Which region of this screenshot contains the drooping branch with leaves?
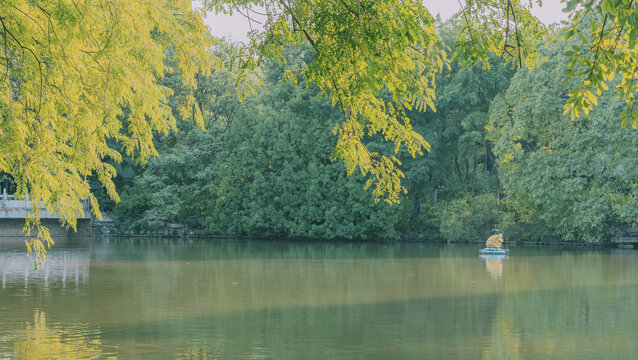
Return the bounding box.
[0,0,216,264]
[454,0,549,70]
[207,0,449,204]
[561,0,638,128]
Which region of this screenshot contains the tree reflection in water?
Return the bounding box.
[480,315,521,360]
[12,309,112,359]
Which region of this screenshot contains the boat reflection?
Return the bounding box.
[480,254,507,278]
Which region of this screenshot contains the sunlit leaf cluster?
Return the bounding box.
[455,0,550,70]
[0,0,215,259]
[562,0,638,127]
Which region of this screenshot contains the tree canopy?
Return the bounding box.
[5,0,638,258]
[0,0,215,260]
[202,0,638,204]
[112,45,401,240]
[205,0,449,204]
[488,38,638,242]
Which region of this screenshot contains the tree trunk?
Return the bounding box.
[410,191,421,219]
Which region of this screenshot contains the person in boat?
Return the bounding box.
[486,233,503,248]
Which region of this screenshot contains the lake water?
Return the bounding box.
[1,238,638,359]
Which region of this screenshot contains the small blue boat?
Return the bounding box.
[479,247,509,255]
[480,254,507,261]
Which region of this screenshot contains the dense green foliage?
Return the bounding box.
[5,0,638,246]
[436,194,501,242]
[488,39,638,243]
[206,0,448,204]
[7,0,638,263]
[562,0,638,128]
[103,27,521,242]
[106,22,638,244]
[394,22,514,236]
[206,78,399,239]
[111,48,399,240]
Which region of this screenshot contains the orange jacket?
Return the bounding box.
[486,234,503,248]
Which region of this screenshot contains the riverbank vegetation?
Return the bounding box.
[95,17,638,244]
[3,0,638,252]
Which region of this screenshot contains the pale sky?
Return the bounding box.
[202,1,569,43]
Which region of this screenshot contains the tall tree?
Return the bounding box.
[207,55,400,239]
[117,46,400,239]
[488,38,638,242]
[396,19,514,235]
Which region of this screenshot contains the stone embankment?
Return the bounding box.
[0,189,92,237]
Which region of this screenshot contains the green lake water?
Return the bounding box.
[1,238,638,359]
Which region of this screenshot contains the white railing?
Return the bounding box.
[0,189,91,219]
